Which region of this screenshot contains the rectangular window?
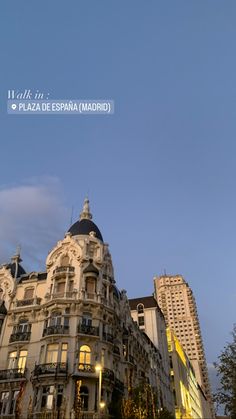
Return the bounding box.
[82,313,92,326]
[24,288,34,299]
[8,351,17,369]
[46,344,59,363]
[138,316,145,326]
[86,278,96,294]
[57,385,64,408]
[9,390,19,414]
[55,282,65,294]
[69,281,74,292]
[18,350,28,372]
[41,386,54,410]
[39,346,45,364]
[0,392,9,415]
[61,343,68,363]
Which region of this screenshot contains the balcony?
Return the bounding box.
[0,368,26,381]
[102,368,114,382]
[78,323,99,337]
[78,363,95,373]
[16,297,41,307]
[103,332,114,343]
[51,291,75,299]
[52,266,75,279]
[42,325,69,337]
[9,331,31,343]
[33,362,67,377]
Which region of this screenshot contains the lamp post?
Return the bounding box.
[95,364,102,416]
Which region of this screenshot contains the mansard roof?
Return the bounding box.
[129,295,158,310]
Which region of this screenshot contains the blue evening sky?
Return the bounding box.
[1,1,236,368]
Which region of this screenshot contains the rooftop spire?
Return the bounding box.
[80,197,92,221]
[11,245,22,279]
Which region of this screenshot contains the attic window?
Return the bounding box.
[137,304,144,314]
[24,288,34,299]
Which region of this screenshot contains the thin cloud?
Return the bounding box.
[0,178,70,271]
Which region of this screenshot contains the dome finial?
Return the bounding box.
[80,197,92,221]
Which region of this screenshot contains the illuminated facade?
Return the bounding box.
[167,328,202,419]
[0,199,168,419]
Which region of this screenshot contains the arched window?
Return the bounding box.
[137,304,144,314]
[79,345,91,365]
[80,386,89,411]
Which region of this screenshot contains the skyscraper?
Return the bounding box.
[154,274,214,416]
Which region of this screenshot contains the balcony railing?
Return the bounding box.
[42,325,69,337]
[33,362,67,377]
[0,368,26,381]
[52,266,75,278]
[9,331,31,343]
[102,368,115,382]
[16,297,41,307]
[78,363,95,373]
[78,323,99,336]
[51,291,75,299]
[103,332,114,343]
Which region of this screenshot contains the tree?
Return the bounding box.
[121,383,175,419]
[214,324,236,419]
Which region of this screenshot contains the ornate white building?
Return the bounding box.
[0,200,173,419]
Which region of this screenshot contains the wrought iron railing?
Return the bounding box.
[33,362,67,376]
[42,325,69,337]
[78,363,95,373]
[0,368,26,381]
[78,323,99,336]
[52,266,75,281]
[16,297,41,307]
[9,331,31,343]
[102,368,115,382]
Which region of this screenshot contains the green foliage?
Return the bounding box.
[214,324,236,419]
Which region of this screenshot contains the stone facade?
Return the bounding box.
[0,200,171,419]
[129,296,174,414]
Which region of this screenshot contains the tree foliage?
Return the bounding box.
[214,324,236,419]
[121,384,175,419]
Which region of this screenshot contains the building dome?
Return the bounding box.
[68,199,103,242]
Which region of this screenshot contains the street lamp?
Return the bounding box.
[95,364,102,416]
